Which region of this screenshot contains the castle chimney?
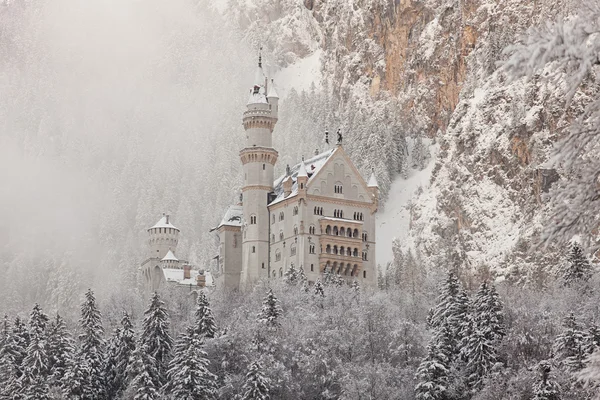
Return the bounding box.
[183,264,191,279]
[166,214,170,224]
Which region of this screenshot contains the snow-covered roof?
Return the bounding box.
[269,149,335,205]
[367,172,379,188]
[213,205,243,230]
[150,214,179,231]
[267,81,279,98]
[297,161,308,178]
[161,249,178,262]
[163,268,213,287]
[247,90,268,105]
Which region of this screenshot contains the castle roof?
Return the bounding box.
[297,160,308,178]
[270,148,335,205]
[150,214,179,231]
[212,204,243,231]
[162,249,178,262]
[267,80,279,98]
[367,172,379,188]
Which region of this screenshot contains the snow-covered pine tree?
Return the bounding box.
[194,291,217,338]
[411,135,429,171]
[140,292,173,387]
[391,239,404,286]
[164,330,217,400]
[562,243,593,285]
[554,313,586,371]
[472,282,505,344]
[313,280,325,297]
[12,316,29,376]
[298,267,308,292]
[240,361,270,400]
[351,280,360,293]
[126,344,160,400]
[47,314,74,387]
[0,317,21,400]
[283,264,298,285]
[63,351,91,400]
[18,304,51,399]
[105,312,136,399]
[257,289,282,329]
[463,328,498,390]
[584,323,600,354]
[533,360,561,400]
[78,289,106,398]
[414,342,450,400]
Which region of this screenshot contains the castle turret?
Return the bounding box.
[147,213,180,260]
[239,53,279,286]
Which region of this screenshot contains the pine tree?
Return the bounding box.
[240,361,270,400]
[141,292,173,387]
[63,352,91,400]
[47,314,74,387]
[533,361,561,400]
[19,304,51,399]
[0,317,20,400]
[313,280,325,297]
[194,291,217,338]
[105,312,136,399]
[78,289,106,398]
[554,313,586,371]
[472,282,505,343]
[257,289,282,329]
[391,240,404,286]
[562,242,593,285]
[164,330,218,400]
[284,264,298,285]
[463,328,498,390]
[584,322,600,354]
[414,342,449,400]
[298,267,308,292]
[12,316,29,376]
[126,345,160,400]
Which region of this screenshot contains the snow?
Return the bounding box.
[214,205,243,230]
[150,214,179,231]
[297,161,308,178]
[376,140,438,266]
[273,50,322,98]
[267,80,279,99]
[161,249,178,262]
[367,172,378,188]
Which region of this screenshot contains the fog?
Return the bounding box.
[0,0,254,314]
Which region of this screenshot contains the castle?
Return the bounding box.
[212,56,379,290]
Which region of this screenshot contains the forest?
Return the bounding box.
[0,243,599,399]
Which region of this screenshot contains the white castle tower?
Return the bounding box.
[239,54,279,286]
[142,213,180,291]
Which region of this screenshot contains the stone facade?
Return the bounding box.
[213,58,378,290]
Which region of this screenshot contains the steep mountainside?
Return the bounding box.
[225,0,595,281]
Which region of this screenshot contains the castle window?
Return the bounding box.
[353,248,358,257]
[263,164,265,170]
[293,206,298,216]
[293,225,298,235]
[279,212,284,221]
[326,244,331,254]
[311,264,314,272]
[250,215,257,224]
[272,215,275,224]
[334,183,343,194]
[333,226,339,236]
[362,233,368,242]
[300,183,304,189]
[291,244,296,256]
[309,245,315,254]
[280,268,283,278]
[363,270,367,279]
[272,234,275,243]
[279,231,284,241]
[314,207,323,216]
[309,225,315,235]
[353,229,359,238]
[252,246,256,253]
[262,263,265,269]
[275,250,281,261]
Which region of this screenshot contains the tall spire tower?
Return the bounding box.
[239,53,279,286]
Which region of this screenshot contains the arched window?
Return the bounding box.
[290,244,297,256]
[363,270,367,278]
[326,225,331,235]
[353,229,359,238]
[293,225,298,235]
[250,215,257,224]
[309,225,315,235]
[279,231,284,241]
[333,226,339,236]
[340,227,346,237]
[272,215,275,224]
[309,245,315,254]
[293,206,298,216]
[279,212,284,221]
[311,264,314,272]
[353,248,358,257]
[275,250,281,262]
[326,244,331,254]
[333,245,338,255]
